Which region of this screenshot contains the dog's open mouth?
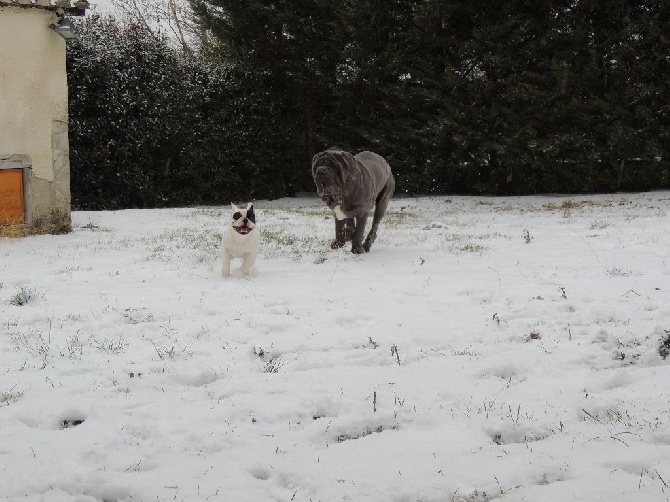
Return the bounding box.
[234,226,252,235]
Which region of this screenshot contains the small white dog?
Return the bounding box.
[221,203,259,277]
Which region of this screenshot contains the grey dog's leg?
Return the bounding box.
[331,217,355,249]
[331,218,347,249]
[344,218,355,241]
[364,177,395,252]
[351,214,368,254]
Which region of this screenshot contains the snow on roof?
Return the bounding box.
[0,0,89,16]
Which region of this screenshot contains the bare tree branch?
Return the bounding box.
[110,0,198,54]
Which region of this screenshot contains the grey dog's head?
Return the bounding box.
[312,149,354,208]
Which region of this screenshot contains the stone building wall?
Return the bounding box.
[0,5,71,228]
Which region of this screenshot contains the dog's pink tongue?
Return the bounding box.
[235,226,250,234]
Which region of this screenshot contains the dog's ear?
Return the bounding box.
[231,203,243,221]
[312,152,327,176]
[332,150,356,184]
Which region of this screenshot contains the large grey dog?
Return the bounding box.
[312,148,395,254]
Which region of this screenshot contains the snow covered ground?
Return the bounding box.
[1,192,670,502]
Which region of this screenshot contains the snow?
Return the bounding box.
[88,0,115,15]
[1,192,670,501]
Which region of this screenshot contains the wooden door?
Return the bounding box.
[0,169,25,225]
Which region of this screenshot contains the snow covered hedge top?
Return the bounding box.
[0,0,88,16]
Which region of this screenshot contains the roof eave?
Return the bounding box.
[0,1,89,17]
